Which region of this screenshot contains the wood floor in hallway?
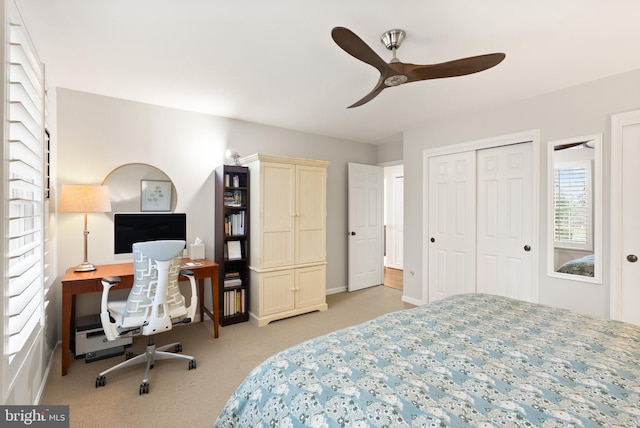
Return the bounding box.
[384,266,403,290]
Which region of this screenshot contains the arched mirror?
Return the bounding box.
[547,134,602,283]
[102,163,178,213]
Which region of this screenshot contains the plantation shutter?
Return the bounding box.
[553,163,591,249]
[4,0,45,377]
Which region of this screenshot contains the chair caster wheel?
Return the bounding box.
[96,375,106,388]
[139,382,149,395]
[174,344,183,353]
[189,359,196,370]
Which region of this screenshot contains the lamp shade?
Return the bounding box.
[59,184,112,213]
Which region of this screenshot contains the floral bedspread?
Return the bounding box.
[556,254,595,277]
[214,293,640,427]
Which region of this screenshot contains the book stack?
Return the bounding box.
[224,271,242,288]
[223,289,245,317]
[223,190,243,207]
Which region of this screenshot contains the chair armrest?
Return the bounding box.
[100,276,121,341]
[102,276,121,286]
[179,270,198,321]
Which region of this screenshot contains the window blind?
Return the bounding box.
[553,164,591,249]
[5,1,44,377]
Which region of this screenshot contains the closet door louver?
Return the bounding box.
[4,0,45,385]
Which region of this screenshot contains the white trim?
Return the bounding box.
[422,129,540,303]
[401,295,424,307]
[325,286,347,295]
[610,110,640,320]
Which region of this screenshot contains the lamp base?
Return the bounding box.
[74,261,97,272]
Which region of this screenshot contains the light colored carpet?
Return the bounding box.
[41,285,413,428]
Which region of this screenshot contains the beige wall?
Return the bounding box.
[403,68,640,318]
[55,88,378,318]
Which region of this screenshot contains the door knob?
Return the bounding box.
[524,245,531,252]
[430,237,435,243]
[627,254,638,263]
[350,231,356,236]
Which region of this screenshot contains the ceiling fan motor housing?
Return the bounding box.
[381,29,406,50]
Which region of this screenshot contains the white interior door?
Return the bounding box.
[611,111,640,326]
[384,165,404,269]
[348,162,384,291]
[428,151,476,301]
[476,143,536,302]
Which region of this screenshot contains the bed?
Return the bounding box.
[555,254,595,277]
[214,293,640,427]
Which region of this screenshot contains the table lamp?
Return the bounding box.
[59,184,111,271]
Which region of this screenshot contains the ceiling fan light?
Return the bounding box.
[384,74,408,86]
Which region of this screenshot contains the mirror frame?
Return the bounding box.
[547,134,602,284]
[101,163,178,213]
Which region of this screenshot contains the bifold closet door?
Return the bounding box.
[476,143,536,302]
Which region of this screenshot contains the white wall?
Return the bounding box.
[55,88,378,320]
[403,68,640,318]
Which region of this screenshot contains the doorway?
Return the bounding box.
[611,110,640,326]
[384,164,404,290]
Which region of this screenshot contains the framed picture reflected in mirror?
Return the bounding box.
[141,180,172,212]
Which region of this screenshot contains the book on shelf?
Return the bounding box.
[224,211,245,236]
[223,289,245,316]
[224,277,242,288]
[223,190,243,207]
[226,240,242,260]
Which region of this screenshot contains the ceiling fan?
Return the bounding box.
[331,26,506,108]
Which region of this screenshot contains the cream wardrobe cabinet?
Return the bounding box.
[241,154,329,326]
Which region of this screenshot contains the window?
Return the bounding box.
[553,160,592,250]
[3,0,45,394]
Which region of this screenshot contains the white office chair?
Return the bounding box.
[95,240,197,395]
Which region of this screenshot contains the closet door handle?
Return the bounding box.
[350,231,356,236]
[627,254,638,263]
[524,245,531,252]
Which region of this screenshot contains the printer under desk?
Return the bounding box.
[75,314,132,362]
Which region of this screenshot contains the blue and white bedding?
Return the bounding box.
[215,293,640,427]
[556,254,595,277]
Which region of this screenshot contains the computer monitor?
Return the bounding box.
[113,213,187,254]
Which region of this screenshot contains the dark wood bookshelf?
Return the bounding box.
[214,165,250,326]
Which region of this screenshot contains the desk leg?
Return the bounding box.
[198,279,204,323]
[198,278,219,338]
[212,275,219,338]
[61,287,73,376]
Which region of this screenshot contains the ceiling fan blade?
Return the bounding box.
[554,140,591,151]
[347,79,387,108]
[331,27,390,73]
[405,53,506,82]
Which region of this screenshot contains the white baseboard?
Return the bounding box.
[402,295,424,307]
[326,286,347,295]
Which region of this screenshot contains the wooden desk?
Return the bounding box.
[60,258,219,376]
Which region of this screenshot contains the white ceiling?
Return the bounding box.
[17,0,640,145]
